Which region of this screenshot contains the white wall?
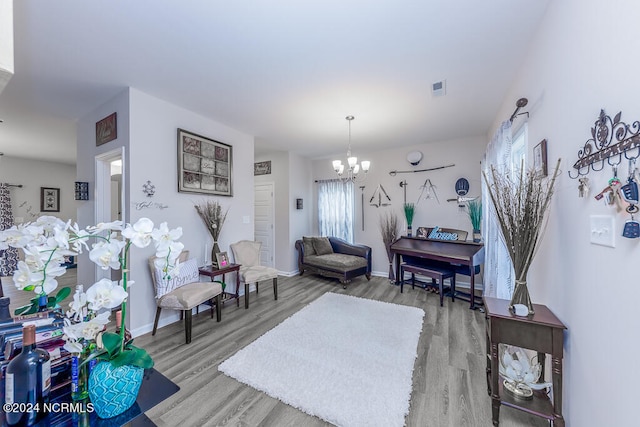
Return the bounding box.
[312,136,486,277]
[0,156,79,223]
[127,88,255,335]
[0,0,13,93]
[76,89,130,288]
[491,0,638,425]
[77,88,255,336]
[255,151,289,272]
[288,152,313,272]
[254,151,313,274]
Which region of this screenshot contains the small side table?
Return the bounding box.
[484,297,566,427]
[199,263,241,307]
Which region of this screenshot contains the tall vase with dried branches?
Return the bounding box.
[379,211,399,282]
[483,158,561,315]
[195,200,228,267]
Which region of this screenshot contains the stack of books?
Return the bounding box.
[0,310,73,404]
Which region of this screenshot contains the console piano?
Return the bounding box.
[390,236,485,309]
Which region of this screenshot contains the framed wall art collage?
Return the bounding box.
[177,128,233,196]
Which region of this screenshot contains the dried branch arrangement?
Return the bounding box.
[194,200,228,242]
[483,158,561,313]
[379,211,400,248]
[379,210,400,281]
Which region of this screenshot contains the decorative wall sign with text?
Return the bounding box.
[178,128,233,196]
[96,113,117,146]
[254,160,271,176]
[132,201,169,210]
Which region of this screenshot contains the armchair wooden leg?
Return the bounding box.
[273,277,278,300]
[215,294,222,322]
[245,282,250,309]
[185,309,192,344]
[256,282,259,294]
[152,307,162,336]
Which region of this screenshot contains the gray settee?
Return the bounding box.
[295,236,372,288]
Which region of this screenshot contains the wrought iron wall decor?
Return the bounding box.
[569,109,640,179]
[142,180,156,197]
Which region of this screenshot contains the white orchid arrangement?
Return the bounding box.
[0,216,184,368]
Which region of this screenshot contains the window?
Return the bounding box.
[317,180,354,243]
[510,123,527,175]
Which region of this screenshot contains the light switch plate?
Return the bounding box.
[242,215,250,224]
[590,215,615,247]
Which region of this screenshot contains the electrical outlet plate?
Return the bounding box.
[590,215,615,247]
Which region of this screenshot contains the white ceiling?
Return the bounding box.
[0,0,550,166]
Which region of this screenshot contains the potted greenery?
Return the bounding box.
[403,203,415,237]
[466,199,482,242]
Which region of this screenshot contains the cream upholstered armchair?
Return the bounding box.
[230,240,278,309]
[148,250,222,344]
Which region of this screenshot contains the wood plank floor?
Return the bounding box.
[2,272,548,426]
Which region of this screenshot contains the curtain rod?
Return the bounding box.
[509,97,529,122]
[314,179,345,183]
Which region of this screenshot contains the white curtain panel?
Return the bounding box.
[317,179,354,243]
[482,121,515,299]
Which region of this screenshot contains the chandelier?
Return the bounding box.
[332,115,370,182]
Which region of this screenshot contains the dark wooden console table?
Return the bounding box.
[47,367,179,426]
[484,297,566,426]
[199,263,241,307]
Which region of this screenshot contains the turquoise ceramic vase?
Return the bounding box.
[88,362,144,419]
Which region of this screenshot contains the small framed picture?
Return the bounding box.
[215,251,229,268]
[533,139,548,177]
[41,187,60,212]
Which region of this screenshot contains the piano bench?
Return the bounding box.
[400,263,456,307]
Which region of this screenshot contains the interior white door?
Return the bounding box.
[254,183,275,268]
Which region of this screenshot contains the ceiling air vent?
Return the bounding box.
[431,80,446,97]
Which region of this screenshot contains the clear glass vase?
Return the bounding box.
[211,241,221,268]
[509,279,535,315]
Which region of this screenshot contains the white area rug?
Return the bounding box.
[219,292,425,427]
